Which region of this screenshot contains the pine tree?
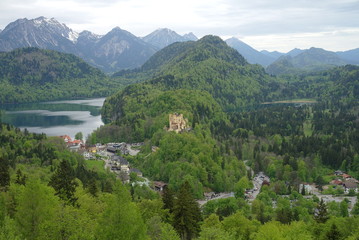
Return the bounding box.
[325,223,342,240]
[15,169,27,185]
[162,186,174,213]
[0,157,10,191]
[173,181,202,240]
[314,198,329,223]
[88,179,98,197]
[49,160,78,206]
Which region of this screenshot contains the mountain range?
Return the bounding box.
[142,28,197,49]
[226,37,358,73]
[0,17,358,74]
[0,17,196,73]
[266,47,348,75]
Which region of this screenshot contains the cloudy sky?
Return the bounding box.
[0,0,358,52]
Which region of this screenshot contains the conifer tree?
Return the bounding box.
[49,160,78,206]
[173,181,202,240]
[88,179,98,197]
[325,223,342,240]
[314,198,329,223]
[162,186,174,213]
[0,157,10,191]
[15,169,27,185]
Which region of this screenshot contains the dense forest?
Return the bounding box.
[2,115,359,239]
[96,36,359,196]
[1,35,359,239]
[110,36,274,111]
[0,48,125,103]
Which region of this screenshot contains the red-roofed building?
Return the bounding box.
[59,135,72,143]
[342,174,351,179]
[330,179,343,185]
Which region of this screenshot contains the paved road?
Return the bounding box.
[198,192,234,206]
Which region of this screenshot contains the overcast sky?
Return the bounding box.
[0,0,358,52]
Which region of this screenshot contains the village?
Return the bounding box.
[57,112,358,211]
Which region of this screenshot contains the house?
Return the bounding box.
[342,174,352,179]
[59,135,72,143]
[334,170,343,176]
[153,181,167,192]
[107,146,117,153]
[119,157,129,173]
[330,179,343,185]
[343,179,358,194]
[130,168,143,177]
[87,145,97,153]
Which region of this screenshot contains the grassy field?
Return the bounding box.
[262,99,317,104]
[85,160,106,174]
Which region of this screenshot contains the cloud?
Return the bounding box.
[0,0,357,51]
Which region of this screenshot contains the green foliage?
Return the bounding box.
[0,47,123,103]
[49,160,79,206]
[101,86,228,141]
[173,181,202,240]
[314,199,330,223]
[75,132,83,141]
[0,156,10,191]
[162,186,175,213]
[15,169,27,185]
[146,216,180,240]
[325,223,342,240]
[202,197,250,220]
[96,183,148,240]
[139,129,246,194]
[234,176,252,199]
[15,178,59,240]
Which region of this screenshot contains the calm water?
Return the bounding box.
[0,98,105,139]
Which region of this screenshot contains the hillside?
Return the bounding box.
[0,47,122,103]
[266,47,347,75]
[112,35,274,111]
[95,35,277,194]
[273,65,359,105]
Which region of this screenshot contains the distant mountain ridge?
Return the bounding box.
[337,48,359,65]
[0,17,79,54]
[0,17,357,73]
[142,28,198,49]
[225,37,276,66]
[0,17,157,72]
[266,47,348,75]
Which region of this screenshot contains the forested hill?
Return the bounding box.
[108,35,275,115]
[273,65,359,106]
[266,47,347,75]
[0,47,123,103]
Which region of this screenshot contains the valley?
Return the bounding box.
[0,18,358,239]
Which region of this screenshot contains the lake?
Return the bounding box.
[0,98,105,139]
